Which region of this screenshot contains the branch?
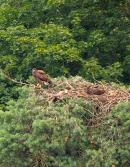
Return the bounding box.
[3,71,32,86]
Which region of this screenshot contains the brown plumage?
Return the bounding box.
[86,85,105,95]
[32,68,52,86]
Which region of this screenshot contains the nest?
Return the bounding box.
[34,77,130,127]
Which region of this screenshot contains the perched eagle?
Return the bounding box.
[32,68,52,86]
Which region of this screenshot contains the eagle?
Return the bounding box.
[86,85,105,95]
[32,68,52,87]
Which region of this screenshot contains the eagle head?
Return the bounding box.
[32,68,37,74]
[32,68,37,72]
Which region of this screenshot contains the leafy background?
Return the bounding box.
[0,0,130,166]
[1,0,130,108]
[0,0,130,81]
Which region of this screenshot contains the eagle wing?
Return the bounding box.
[37,70,46,75]
[36,71,52,83]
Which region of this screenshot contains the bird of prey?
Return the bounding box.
[86,85,105,95]
[32,68,52,87]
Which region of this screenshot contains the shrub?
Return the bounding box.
[0,86,91,167]
[86,102,130,167]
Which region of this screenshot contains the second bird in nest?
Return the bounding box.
[86,85,105,95]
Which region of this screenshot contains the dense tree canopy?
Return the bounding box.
[1,0,130,108]
[0,0,130,80]
[0,1,130,166]
[0,82,130,167]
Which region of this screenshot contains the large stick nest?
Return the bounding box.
[34,77,130,127]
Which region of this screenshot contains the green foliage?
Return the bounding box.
[0,0,130,165]
[0,0,130,107]
[86,102,130,167]
[0,85,130,167]
[0,86,91,167]
[0,24,82,78]
[0,0,130,81]
[0,69,19,110]
[82,58,123,82]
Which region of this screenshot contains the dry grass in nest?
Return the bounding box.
[33,77,130,127]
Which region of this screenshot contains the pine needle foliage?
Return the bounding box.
[0,83,129,167]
